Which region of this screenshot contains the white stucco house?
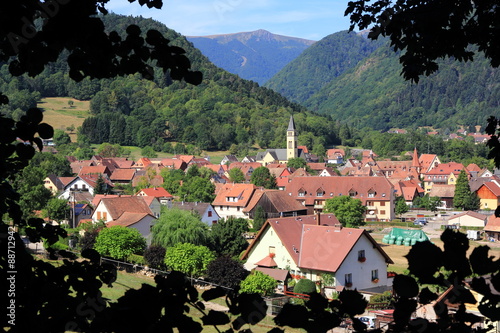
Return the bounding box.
[241,214,393,294]
[92,196,157,242]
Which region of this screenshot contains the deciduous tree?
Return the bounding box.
[228,167,246,183]
[152,208,209,248]
[324,195,365,227]
[206,256,249,289]
[250,166,276,189]
[239,271,277,296]
[94,226,146,260]
[164,243,215,278]
[209,217,249,258]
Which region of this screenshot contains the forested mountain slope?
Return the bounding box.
[264,31,384,104]
[187,30,315,85]
[305,42,500,131]
[0,15,340,152]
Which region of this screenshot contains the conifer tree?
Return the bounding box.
[453,170,472,210]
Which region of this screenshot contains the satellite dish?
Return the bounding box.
[369,211,375,215]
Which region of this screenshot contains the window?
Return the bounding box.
[358,250,365,261]
[380,210,386,215]
[349,191,356,197]
[345,273,352,285]
[380,201,386,206]
[371,269,379,281]
[298,190,306,197]
[208,211,212,217]
[269,246,275,255]
[97,212,101,220]
[368,192,375,198]
[288,140,293,149]
[103,212,107,220]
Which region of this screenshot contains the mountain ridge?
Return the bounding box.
[187,29,315,85]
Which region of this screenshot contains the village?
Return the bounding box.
[31,115,500,331]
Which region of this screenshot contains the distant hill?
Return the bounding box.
[304,42,500,131]
[0,15,341,152]
[264,31,385,104]
[187,29,315,85]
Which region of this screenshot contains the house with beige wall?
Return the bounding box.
[447,211,488,227]
[285,176,395,221]
[241,214,393,293]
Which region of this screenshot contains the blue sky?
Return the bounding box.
[106,0,353,41]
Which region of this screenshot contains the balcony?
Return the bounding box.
[366,205,376,210]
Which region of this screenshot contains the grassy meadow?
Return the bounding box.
[38,97,90,142]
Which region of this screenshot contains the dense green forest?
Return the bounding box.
[305,43,500,131]
[264,31,385,104]
[0,14,341,153]
[188,30,314,85]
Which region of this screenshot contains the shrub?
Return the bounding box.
[144,245,166,269]
[293,278,317,295]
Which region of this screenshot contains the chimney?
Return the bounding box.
[316,212,321,226]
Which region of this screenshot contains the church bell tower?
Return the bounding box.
[287,115,298,160]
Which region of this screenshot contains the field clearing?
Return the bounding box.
[38,97,90,142]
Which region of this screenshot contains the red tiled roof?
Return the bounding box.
[485,215,500,232]
[243,189,307,213]
[161,158,187,170]
[326,149,345,158]
[92,194,132,207]
[481,182,500,197]
[137,187,173,198]
[298,225,393,272]
[255,255,278,267]
[107,212,152,227]
[110,168,136,181]
[59,176,77,187]
[466,163,482,172]
[100,196,153,220]
[242,214,339,264]
[212,183,258,207]
[449,211,488,222]
[285,176,393,206]
[79,165,109,176]
[254,267,290,281]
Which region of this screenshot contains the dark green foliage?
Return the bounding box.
[206,256,249,289]
[395,196,409,216]
[265,31,384,103]
[252,205,266,231]
[250,166,277,189]
[144,245,166,269]
[346,0,500,82]
[228,167,246,183]
[454,169,480,210]
[152,208,209,248]
[209,217,249,257]
[94,226,146,260]
[293,279,317,295]
[79,229,99,251]
[53,129,71,145]
[323,195,365,227]
[286,157,307,169]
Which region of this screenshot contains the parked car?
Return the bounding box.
[359,316,376,329]
[413,218,427,225]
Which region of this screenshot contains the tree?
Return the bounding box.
[454,169,473,210]
[395,196,409,217]
[228,167,246,183]
[293,278,317,295]
[43,198,70,223]
[94,226,146,260]
[14,164,53,218]
[426,196,442,213]
[250,166,276,189]
[144,245,166,269]
[287,157,307,169]
[252,205,266,231]
[164,243,215,278]
[209,217,249,258]
[152,208,209,248]
[53,129,71,145]
[94,173,107,195]
[141,145,157,158]
[206,256,249,289]
[345,0,500,82]
[177,176,216,202]
[239,271,277,296]
[323,195,366,227]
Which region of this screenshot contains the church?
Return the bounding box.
[255,115,312,165]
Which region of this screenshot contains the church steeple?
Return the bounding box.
[411,147,421,172]
[287,115,298,160]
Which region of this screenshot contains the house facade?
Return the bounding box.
[476,181,500,210]
[212,183,259,219]
[285,176,395,221]
[241,214,393,292]
[170,202,220,226]
[447,211,488,227]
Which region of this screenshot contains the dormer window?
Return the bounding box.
[298,188,306,197]
[316,188,324,197]
[349,190,357,197]
[368,190,376,198]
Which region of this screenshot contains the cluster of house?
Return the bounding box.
[40,115,500,298]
